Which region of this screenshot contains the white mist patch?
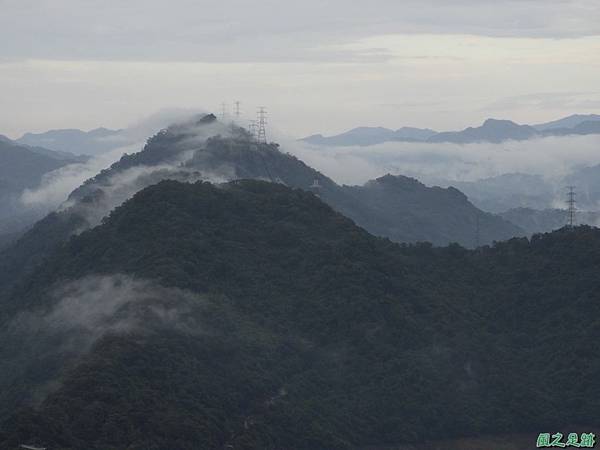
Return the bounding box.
[18,109,218,216]
[19,143,141,210]
[48,275,200,337]
[285,134,600,186]
[66,152,229,229]
[9,274,204,352]
[20,112,235,232]
[122,107,209,142]
[1,274,206,408]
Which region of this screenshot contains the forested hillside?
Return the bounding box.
[0,180,597,449]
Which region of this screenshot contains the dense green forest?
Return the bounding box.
[0,179,598,449]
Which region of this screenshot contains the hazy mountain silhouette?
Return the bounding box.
[428,119,538,144]
[302,113,600,146]
[541,120,600,137]
[302,126,437,146]
[500,207,600,234]
[533,113,600,131]
[0,138,86,240]
[563,163,600,210]
[447,173,555,213]
[17,127,133,156]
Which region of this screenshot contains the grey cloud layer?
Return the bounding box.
[3,0,600,62]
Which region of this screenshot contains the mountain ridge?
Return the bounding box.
[16,127,132,156]
[53,114,521,247]
[302,113,600,146]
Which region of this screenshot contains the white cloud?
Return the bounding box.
[2,1,600,63]
[20,145,136,209]
[286,134,600,186]
[1,1,599,138]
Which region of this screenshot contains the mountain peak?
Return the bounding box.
[482,118,520,127]
[373,173,423,188]
[429,118,537,144]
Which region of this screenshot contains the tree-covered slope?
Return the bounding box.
[0,180,598,449]
[342,174,520,246]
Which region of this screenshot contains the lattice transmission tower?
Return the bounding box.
[256,107,267,144]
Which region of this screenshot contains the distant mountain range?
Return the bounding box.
[11,109,209,156]
[429,119,538,144]
[12,113,600,155]
[16,127,134,156]
[303,126,437,146]
[302,113,600,146]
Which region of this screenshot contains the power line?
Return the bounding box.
[234,101,241,119]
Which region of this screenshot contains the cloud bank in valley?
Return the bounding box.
[285,134,600,186]
[20,144,140,209]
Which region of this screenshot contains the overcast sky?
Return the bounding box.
[2,0,600,138]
